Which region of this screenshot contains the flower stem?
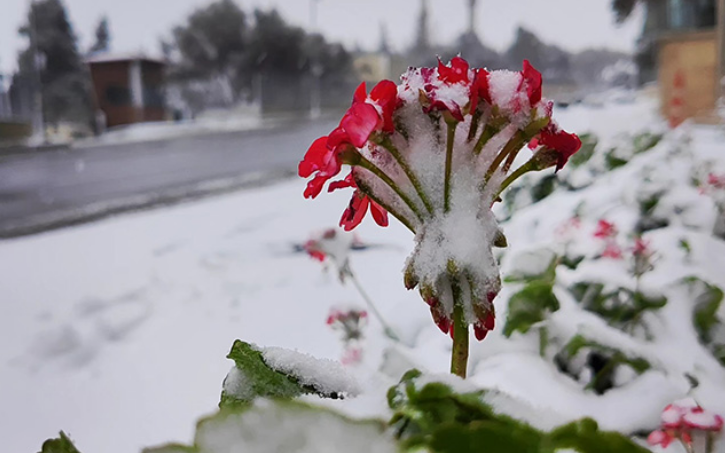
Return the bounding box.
[379,136,435,215]
[496,160,535,198]
[484,132,525,184]
[346,268,400,342]
[444,122,456,213]
[450,301,469,378]
[356,156,423,222]
[473,124,498,155]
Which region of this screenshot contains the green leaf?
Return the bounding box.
[568,133,597,168]
[547,418,650,453]
[632,131,662,155]
[38,432,81,453]
[504,281,560,337]
[429,422,541,453]
[142,444,197,453]
[221,340,351,409]
[560,335,651,394]
[604,149,628,170]
[530,174,558,203]
[683,277,724,344]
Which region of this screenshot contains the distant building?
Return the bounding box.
[638,0,724,123]
[86,53,167,128]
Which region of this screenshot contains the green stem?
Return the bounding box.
[473,124,498,155]
[356,180,416,233]
[356,156,423,222]
[496,160,536,198]
[346,268,400,342]
[538,326,548,358]
[379,136,435,215]
[444,122,456,213]
[450,301,469,378]
[484,132,523,184]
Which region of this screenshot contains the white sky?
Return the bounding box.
[0,0,643,75]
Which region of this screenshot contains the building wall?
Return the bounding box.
[658,31,718,122]
[89,60,166,128]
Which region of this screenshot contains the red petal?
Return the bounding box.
[340,190,369,231]
[369,199,389,227]
[370,80,398,133]
[328,172,356,192]
[522,60,542,106]
[353,82,367,104]
[304,175,328,199]
[341,103,381,148]
[438,56,470,85]
[299,136,330,177]
[328,127,351,148]
[470,68,491,112]
[538,124,582,171]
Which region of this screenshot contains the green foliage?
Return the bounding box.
[568,133,597,168]
[146,400,393,453]
[504,281,560,337]
[38,432,81,453]
[388,371,649,453]
[530,174,558,203]
[221,340,347,409]
[681,277,724,345]
[604,149,628,170]
[504,252,560,337]
[569,281,666,331]
[559,335,651,395]
[632,132,662,155]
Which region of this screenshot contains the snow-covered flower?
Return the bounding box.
[327,306,368,340]
[631,237,655,277]
[648,398,724,451]
[299,57,581,348]
[302,228,354,267]
[593,219,618,239]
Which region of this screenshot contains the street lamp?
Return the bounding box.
[309,0,322,119]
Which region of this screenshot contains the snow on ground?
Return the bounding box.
[1,93,724,452]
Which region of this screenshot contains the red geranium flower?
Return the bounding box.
[340,189,388,231]
[469,68,491,112]
[593,220,617,239]
[341,80,398,147]
[438,56,470,85]
[538,123,582,171]
[521,60,542,106]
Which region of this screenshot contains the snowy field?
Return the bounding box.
[2,95,724,452]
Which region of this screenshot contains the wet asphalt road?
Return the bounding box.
[0,116,339,238]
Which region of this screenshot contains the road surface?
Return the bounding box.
[0,116,338,238]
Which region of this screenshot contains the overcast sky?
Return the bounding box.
[0,0,643,75]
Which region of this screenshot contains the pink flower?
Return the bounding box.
[649,399,724,451]
[707,173,725,190]
[593,220,618,239]
[632,237,650,257]
[601,242,623,259]
[647,430,675,448]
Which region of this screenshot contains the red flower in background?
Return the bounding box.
[593,220,618,239]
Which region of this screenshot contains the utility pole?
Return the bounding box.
[718,0,724,94]
[309,0,322,119]
[29,0,46,144]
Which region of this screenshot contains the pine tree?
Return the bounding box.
[16,0,91,126]
[89,16,110,54]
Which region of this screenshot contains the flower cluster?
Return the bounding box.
[327,306,368,365]
[300,57,581,342]
[593,219,622,259]
[648,398,723,450]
